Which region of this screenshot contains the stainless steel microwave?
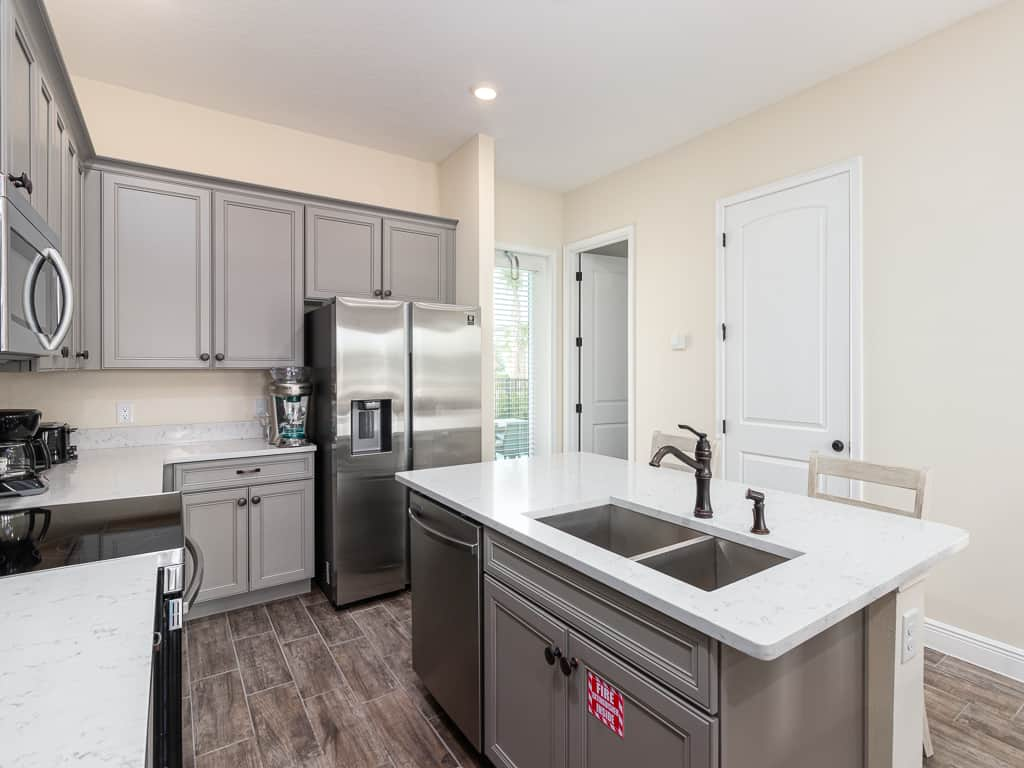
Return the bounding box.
[0,192,72,359]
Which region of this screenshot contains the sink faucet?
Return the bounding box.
[649,424,714,519]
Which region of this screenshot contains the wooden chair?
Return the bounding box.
[650,430,721,475]
[806,452,934,758]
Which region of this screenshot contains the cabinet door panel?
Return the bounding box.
[101,173,212,368]
[213,191,303,367]
[485,576,569,768]
[383,218,451,302]
[248,480,313,590]
[34,76,53,227]
[7,15,35,207]
[305,205,381,300]
[567,631,717,768]
[184,488,249,603]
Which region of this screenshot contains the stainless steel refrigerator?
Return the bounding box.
[306,297,481,607]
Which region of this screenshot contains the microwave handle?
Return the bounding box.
[22,247,74,352]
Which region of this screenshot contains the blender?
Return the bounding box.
[267,367,312,446]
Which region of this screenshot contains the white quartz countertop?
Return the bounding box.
[0,438,316,512]
[0,553,167,767]
[396,452,968,660]
[0,437,316,766]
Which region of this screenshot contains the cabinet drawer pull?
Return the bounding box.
[251,495,261,505]
[199,352,210,361]
[237,497,248,507]
[236,467,261,475]
[214,352,225,362]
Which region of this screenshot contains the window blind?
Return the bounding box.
[493,260,535,459]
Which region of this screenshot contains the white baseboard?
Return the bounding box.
[925,618,1024,684]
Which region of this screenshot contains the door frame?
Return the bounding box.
[494,241,559,457]
[714,158,864,472]
[562,225,636,460]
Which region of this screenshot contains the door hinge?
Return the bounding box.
[722,419,727,434]
[575,337,583,348]
[575,403,583,414]
[721,232,727,248]
[575,271,583,282]
[721,323,727,342]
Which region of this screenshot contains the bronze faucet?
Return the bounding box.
[649,425,714,519]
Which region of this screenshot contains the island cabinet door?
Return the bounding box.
[566,631,719,768]
[484,576,569,768]
[183,488,249,603]
[247,480,314,590]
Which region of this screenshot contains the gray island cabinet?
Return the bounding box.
[482,529,860,768]
[397,452,968,768]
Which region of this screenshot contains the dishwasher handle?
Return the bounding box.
[408,508,479,553]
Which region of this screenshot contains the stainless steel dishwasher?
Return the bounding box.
[408,491,482,751]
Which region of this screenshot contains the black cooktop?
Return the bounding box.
[0,492,183,578]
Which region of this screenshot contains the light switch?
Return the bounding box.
[671,332,689,351]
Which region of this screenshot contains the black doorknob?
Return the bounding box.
[383,289,392,297]
[559,656,578,677]
[215,353,225,361]
[237,498,247,507]
[831,440,845,453]
[199,353,210,361]
[543,645,562,666]
[251,496,261,505]
[75,350,89,360]
[373,289,383,297]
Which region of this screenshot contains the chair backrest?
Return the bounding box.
[806,452,927,519]
[650,430,721,475]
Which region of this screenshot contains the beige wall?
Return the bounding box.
[73,77,441,214]
[561,0,1024,646]
[440,135,497,458]
[0,77,448,429]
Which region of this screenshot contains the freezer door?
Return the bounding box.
[411,302,482,470]
[316,297,410,605]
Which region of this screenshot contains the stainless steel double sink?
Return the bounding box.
[537,504,790,591]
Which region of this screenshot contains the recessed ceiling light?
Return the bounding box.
[473,85,497,102]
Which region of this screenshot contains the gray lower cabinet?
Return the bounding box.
[179,456,314,607]
[247,480,314,590]
[183,487,249,603]
[101,172,212,368]
[484,574,716,768]
[485,576,569,768]
[213,191,304,367]
[566,631,716,768]
[383,217,453,302]
[305,204,382,300]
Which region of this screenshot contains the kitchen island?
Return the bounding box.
[397,452,968,768]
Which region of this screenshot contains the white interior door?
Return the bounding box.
[578,252,628,458]
[722,170,855,494]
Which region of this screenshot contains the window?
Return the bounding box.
[493,250,551,460]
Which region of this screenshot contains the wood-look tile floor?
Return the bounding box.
[184,589,1024,767]
[183,588,486,768]
[924,648,1024,767]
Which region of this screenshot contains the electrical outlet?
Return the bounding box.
[116,401,134,425]
[901,608,920,664]
[253,398,268,417]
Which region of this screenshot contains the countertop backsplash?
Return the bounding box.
[74,419,265,450]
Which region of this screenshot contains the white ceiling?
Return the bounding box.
[45,0,999,190]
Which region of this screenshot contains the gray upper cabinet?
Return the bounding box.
[383,217,453,303]
[213,191,304,368]
[102,172,212,368]
[6,8,35,209]
[248,480,314,590]
[305,204,382,300]
[485,576,569,768]
[33,74,53,227]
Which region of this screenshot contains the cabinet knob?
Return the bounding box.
[383,289,392,297]
[215,353,225,362]
[8,171,32,194]
[543,645,562,666]
[559,656,578,677]
[373,289,383,297]
[60,346,69,358]
[831,440,845,453]
[199,353,210,361]
[251,496,261,505]
[75,350,89,360]
[237,497,247,507]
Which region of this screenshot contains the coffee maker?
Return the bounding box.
[267,367,312,447]
[0,410,50,497]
